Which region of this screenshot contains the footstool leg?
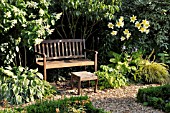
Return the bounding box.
[94,79,98,93]
[78,80,81,95]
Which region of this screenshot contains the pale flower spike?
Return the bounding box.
[35,38,43,44]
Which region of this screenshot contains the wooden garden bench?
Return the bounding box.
[34,39,98,81]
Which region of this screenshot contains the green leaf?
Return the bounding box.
[36,72,43,80]
[15,95,22,104]
[23,79,30,86]
[37,92,43,99]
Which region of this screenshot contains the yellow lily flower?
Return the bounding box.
[108,22,114,29]
[130,15,137,23]
[142,19,149,25]
[126,33,131,39]
[143,22,150,28]
[123,29,129,35]
[121,36,126,41]
[111,30,118,36]
[135,21,141,29]
[145,29,150,34]
[116,21,124,28]
[119,16,124,22]
[139,27,146,33]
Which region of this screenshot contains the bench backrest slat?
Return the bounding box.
[57,42,61,57]
[54,43,57,57]
[34,39,86,61]
[69,42,72,56]
[50,43,53,57]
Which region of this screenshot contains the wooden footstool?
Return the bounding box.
[71,71,98,95]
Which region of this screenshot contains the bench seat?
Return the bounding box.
[36,59,94,69]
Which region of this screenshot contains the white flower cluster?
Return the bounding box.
[26,1,38,9]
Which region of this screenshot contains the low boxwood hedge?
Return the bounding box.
[137,84,170,112]
[0,96,108,113]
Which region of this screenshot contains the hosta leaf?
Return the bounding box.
[37,92,43,99]
[18,66,24,72]
[26,97,30,102]
[30,95,34,102]
[12,85,19,95]
[36,72,43,80]
[16,95,22,104]
[29,88,34,95]
[23,79,30,86]
[3,70,14,77]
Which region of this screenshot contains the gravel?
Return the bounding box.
[53,82,164,113]
[0,82,165,113]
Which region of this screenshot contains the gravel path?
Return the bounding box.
[0,82,165,113]
[53,82,164,113]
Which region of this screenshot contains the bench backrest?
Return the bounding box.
[34,39,86,61]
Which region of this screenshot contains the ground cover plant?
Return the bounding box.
[137,84,170,112]
[0,96,108,113]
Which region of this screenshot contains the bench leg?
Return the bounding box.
[88,80,90,87]
[94,79,98,93]
[44,66,47,81]
[71,75,73,89]
[78,80,81,95]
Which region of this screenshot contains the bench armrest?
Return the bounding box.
[84,49,98,54]
[34,52,46,58]
[84,49,98,71]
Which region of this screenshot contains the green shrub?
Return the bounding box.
[96,65,127,89]
[137,84,170,112]
[165,102,170,113]
[158,51,170,65]
[134,60,170,84]
[96,51,140,89]
[0,96,107,113]
[0,66,56,105]
[148,97,164,109]
[134,50,170,84]
[0,109,19,113]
